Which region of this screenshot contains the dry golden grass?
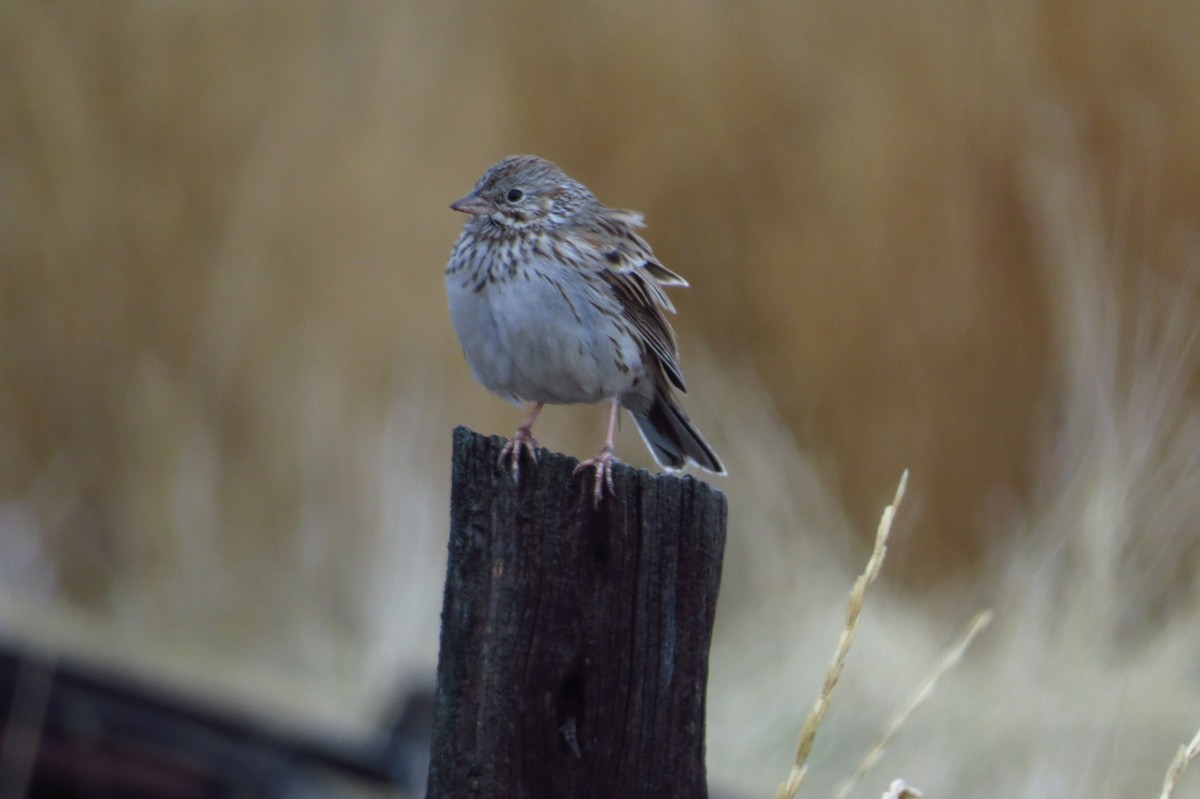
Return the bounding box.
[830,610,992,799]
[2,2,1199,797]
[776,471,909,799]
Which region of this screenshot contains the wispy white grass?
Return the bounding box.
[831,610,992,799]
[707,109,1200,798]
[0,342,460,739]
[1160,723,1200,799]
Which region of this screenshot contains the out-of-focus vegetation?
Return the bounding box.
[2,2,1198,796]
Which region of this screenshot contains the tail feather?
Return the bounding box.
[629,390,725,475]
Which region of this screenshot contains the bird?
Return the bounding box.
[445,155,724,503]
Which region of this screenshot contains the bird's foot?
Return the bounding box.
[574,444,618,507]
[498,425,539,484]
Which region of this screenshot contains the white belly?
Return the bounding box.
[446,258,644,405]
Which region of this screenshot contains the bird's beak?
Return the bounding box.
[450,192,492,215]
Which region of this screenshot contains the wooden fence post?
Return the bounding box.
[426,426,728,799]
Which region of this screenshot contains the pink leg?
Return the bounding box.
[498,402,544,483]
[574,399,620,505]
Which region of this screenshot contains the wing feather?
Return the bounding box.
[598,268,686,391]
[565,207,689,392]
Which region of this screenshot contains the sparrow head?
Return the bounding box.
[451,155,595,230]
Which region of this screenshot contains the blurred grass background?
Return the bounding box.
[2,1,1199,796]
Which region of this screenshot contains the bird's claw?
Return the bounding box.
[574,445,617,507]
[498,427,539,483]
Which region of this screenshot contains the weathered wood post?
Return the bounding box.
[426,426,728,799]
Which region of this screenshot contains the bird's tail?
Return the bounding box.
[628,388,725,475]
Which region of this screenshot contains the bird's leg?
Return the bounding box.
[574,398,620,505]
[498,402,544,483]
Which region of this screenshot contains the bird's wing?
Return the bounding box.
[572,210,688,392]
[592,208,689,288]
[599,268,686,392]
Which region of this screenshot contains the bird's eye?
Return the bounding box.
[506,188,524,203]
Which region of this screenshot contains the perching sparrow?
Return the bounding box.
[446,155,724,502]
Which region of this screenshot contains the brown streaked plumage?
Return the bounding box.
[445,155,723,502]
